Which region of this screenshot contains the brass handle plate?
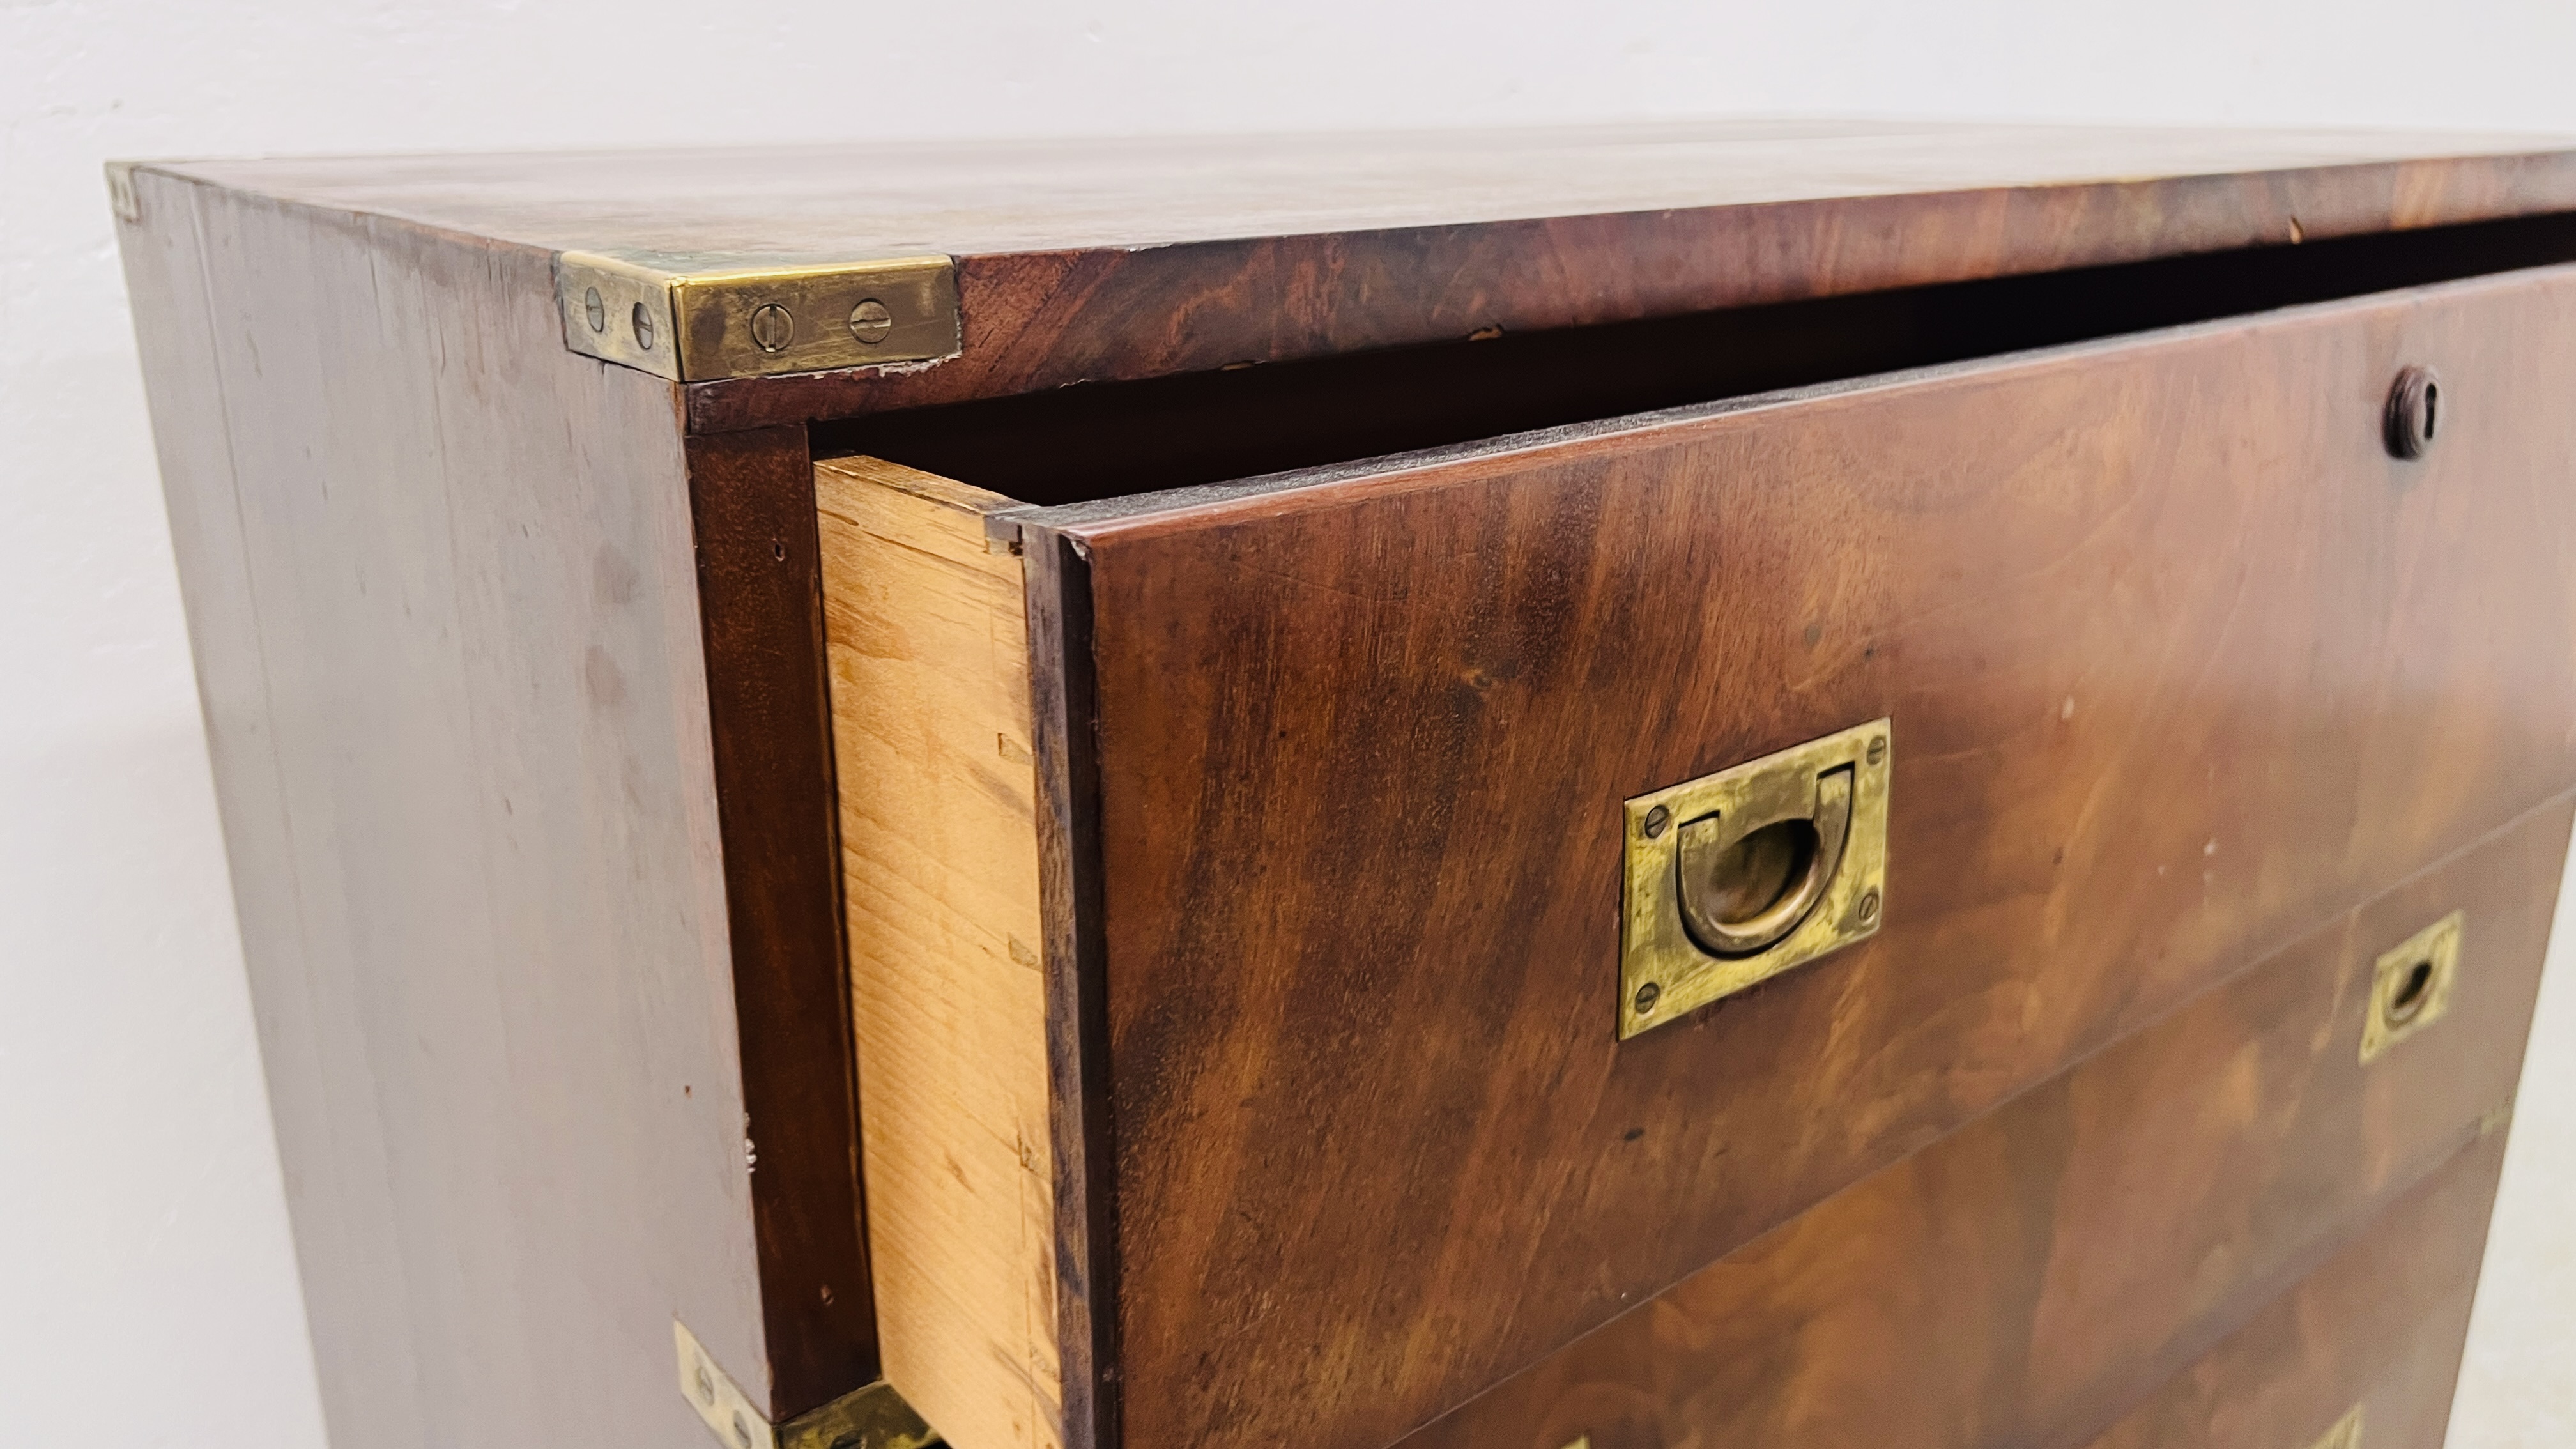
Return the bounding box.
[1620,719,1890,1039]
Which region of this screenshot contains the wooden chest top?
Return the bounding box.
[144,120,2576,427]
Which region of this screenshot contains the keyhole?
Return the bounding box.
[2385,366,2442,458]
[2386,958,2435,1025]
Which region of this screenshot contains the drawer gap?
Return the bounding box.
[815,210,2576,510]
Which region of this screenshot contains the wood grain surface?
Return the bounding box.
[2074,1116,2508,1449]
[815,457,1061,1449]
[822,211,2576,510]
[116,169,775,1448]
[1392,796,2562,1449]
[699,146,2576,433]
[685,427,882,1414]
[153,123,2576,260]
[132,122,2576,429]
[1022,526,1123,1449]
[1032,262,2576,1449]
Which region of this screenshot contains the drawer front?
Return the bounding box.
[2076,1128,2506,1449]
[1386,797,2559,1449]
[1037,264,2576,1449]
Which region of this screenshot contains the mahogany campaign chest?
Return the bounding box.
[116,122,2576,1449]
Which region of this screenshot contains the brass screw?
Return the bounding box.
[583,286,606,334]
[732,1410,755,1448]
[1633,981,1661,1015]
[850,298,894,344]
[1642,805,1671,839]
[1857,888,1882,924]
[694,1361,715,1404]
[1866,736,1887,766]
[631,302,656,351]
[749,303,796,354]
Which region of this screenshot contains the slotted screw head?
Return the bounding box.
[583,286,606,334]
[749,302,795,354]
[849,298,894,344]
[631,302,656,351]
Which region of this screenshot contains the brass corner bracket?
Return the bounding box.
[560,251,960,383]
[104,161,144,224]
[675,1320,941,1449]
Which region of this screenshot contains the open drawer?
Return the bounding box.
[816,260,2576,1449]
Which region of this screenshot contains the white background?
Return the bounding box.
[8,3,2576,1446]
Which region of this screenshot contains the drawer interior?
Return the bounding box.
[816,209,2576,510]
[817,459,1052,1449]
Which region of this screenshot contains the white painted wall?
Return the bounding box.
[5,3,2573,1446]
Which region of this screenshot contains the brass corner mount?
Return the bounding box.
[558,251,960,383]
[674,1319,940,1449]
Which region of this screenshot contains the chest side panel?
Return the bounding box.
[117,172,773,1448]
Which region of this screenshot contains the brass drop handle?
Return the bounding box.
[1675,767,1853,957]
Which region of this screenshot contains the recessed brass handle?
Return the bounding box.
[1620,719,1890,1039]
[1676,767,1853,956]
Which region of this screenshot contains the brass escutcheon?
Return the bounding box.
[1620,719,1890,1039]
[2361,910,2462,1066]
